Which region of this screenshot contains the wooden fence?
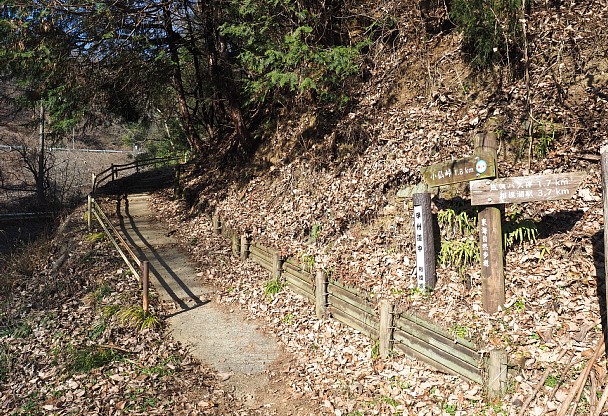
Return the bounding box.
[210,216,507,395]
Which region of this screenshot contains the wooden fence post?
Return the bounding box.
[487,350,508,398]
[212,215,221,235]
[475,131,504,312]
[379,299,394,358]
[315,269,328,318]
[413,192,436,290]
[91,173,97,194]
[142,260,149,314]
[272,253,283,281]
[240,235,250,261]
[111,164,115,181]
[231,234,240,257]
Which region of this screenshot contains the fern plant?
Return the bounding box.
[503,208,538,248]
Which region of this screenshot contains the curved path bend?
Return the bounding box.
[114,192,314,415]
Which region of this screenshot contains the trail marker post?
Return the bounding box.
[413,192,436,290]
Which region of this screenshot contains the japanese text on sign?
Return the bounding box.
[414,205,426,289]
[480,218,489,269]
[470,172,585,206]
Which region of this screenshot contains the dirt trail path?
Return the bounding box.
[116,193,316,415]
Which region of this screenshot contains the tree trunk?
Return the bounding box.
[36,102,45,206]
[162,5,205,159]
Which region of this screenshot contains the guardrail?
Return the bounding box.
[88,197,149,313]
[91,156,184,195]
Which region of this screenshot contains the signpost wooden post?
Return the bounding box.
[413,192,436,290]
[474,132,504,313]
[419,130,585,313]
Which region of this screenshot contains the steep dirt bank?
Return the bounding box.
[171,0,608,413]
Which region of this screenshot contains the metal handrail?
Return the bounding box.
[91,155,183,194]
[88,196,149,312]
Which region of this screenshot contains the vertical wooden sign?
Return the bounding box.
[413,192,436,290]
[475,131,505,312]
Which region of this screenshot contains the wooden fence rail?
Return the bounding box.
[211,217,506,396]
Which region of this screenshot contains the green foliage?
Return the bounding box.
[140,356,181,377]
[68,345,121,373]
[264,278,284,296]
[443,403,458,416]
[0,320,32,338]
[450,324,469,339]
[371,340,380,359]
[438,239,480,269]
[220,0,364,104]
[437,208,478,237]
[0,344,11,382]
[117,306,162,332]
[503,208,537,248]
[544,374,559,388]
[449,0,525,68]
[86,232,106,243]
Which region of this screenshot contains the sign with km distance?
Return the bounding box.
[420,152,496,187]
[470,171,586,206]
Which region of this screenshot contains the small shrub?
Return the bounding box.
[68,345,121,373]
[0,344,11,381]
[264,278,284,296]
[503,209,537,248]
[450,0,525,68]
[85,232,106,243]
[118,306,162,331]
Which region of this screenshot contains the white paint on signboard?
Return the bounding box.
[414,205,426,289]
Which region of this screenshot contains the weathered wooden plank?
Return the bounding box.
[249,252,272,272]
[249,245,273,263]
[284,269,313,287]
[420,151,496,187]
[250,243,273,256]
[285,273,314,298]
[315,270,328,318]
[328,283,376,316]
[394,316,480,367]
[288,282,314,302]
[397,312,477,350]
[379,300,393,358]
[329,296,379,334]
[470,171,586,205]
[393,332,483,385]
[329,306,379,339]
[283,262,313,282]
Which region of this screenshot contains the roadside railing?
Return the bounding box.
[88,197,150,313]
[87,155,188,313]
[91,156,184,195]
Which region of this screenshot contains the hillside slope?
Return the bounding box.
[172,0,608,414]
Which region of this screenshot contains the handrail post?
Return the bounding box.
[111,164,116,181]
[142,261,149,314]
[87,194,92,232]
[91,173,97,195]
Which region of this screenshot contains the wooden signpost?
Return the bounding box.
[419,131,585,313]
[420,151,496,187]
[413,193,436,290]
[470,172,586,206]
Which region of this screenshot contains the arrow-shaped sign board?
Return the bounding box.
[421,151,496,187]
[470,171,586,206]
